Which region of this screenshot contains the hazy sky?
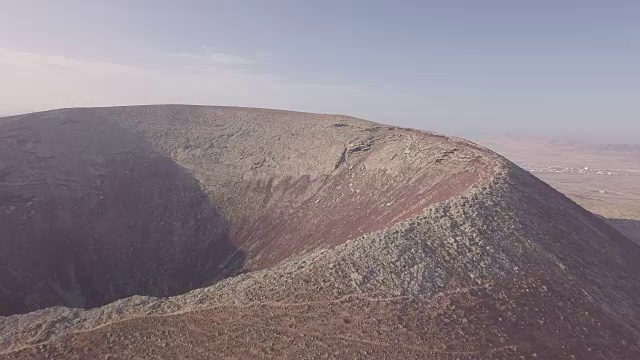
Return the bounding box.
[1,1,639,141]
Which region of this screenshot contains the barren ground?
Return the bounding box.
[1,108,640,359]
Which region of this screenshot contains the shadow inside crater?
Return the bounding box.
[0,109,245,316]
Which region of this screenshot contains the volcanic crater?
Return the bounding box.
[0,105,488,316]
[4,106,640,359]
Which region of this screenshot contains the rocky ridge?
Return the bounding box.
[1,106,639,359]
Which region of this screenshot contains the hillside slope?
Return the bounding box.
[1,106,640,359]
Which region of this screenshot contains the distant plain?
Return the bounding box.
[478,135,640,244]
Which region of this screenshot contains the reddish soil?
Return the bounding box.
[2,106,640,360]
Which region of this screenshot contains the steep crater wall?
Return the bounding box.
[0,106,492,315]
